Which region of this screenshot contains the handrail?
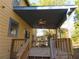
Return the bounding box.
[17,39,30,59]
[10,39,25,59]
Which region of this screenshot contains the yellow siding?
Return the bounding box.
[19,0,27,6]
[0,0,32,59]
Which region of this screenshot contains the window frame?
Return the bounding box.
[13,0,21,6]
[8,18,19,37]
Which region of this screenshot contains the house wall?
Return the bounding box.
[19,0,27,6]
[0,0,32,59]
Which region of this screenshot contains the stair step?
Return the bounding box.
[29,56,50,59]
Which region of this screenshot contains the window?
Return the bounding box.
[25,30,30,39]
[13,0,21,6]
[24,30,30,42]
[8,18,19,37]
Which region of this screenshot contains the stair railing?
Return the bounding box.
[17,39,30,59]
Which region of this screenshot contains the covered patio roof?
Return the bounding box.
[14,6,76,29]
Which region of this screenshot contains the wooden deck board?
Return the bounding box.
[29,47,50,57]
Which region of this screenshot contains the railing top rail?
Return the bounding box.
[12,39,25,40]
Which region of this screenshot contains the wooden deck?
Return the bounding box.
[29,47,50,57]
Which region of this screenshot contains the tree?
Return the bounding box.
[75,0,79,20]
[72,21,79,43]
[58,28,68,38]
[30,0,66,6]
[43,29,55,37]
[71,0,79,44]
[40,0,66,6]
[43,28,68,38]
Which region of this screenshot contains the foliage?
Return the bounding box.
[75,0,79,20]
[30,0,66,6]
[71,0,79,44]
[43,29,55,36]
[58,28,68,38]
[43,28,68,38]
[72,21,79,43]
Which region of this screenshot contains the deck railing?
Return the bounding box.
[10,39,30,59]
[50,38,73,59]
[10,39,25,59]
[10,38,73,59]
[56,38,73,59]
[17,39,30,59]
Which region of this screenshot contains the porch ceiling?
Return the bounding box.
[14,6,76,29]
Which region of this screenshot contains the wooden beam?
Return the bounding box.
[59,28,61,39]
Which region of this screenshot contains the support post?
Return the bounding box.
[59,28,61,39]
[56,29,58,39]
